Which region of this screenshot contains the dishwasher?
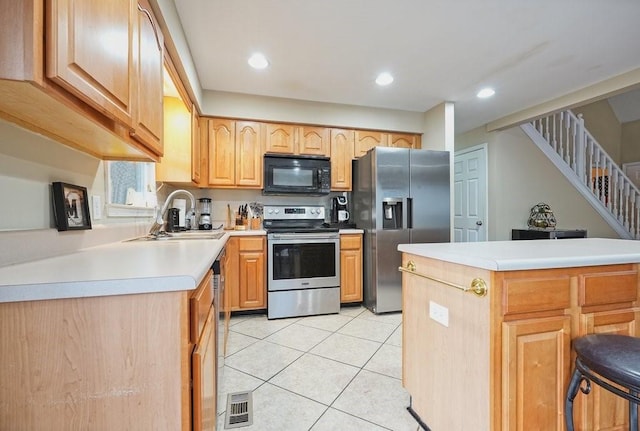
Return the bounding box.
[212,250,225,416]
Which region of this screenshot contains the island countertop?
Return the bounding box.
[398,238,640,271]
[0,235,227,303]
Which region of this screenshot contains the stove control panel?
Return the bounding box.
[264,205,326,220]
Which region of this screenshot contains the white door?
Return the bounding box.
[454,145,488,242]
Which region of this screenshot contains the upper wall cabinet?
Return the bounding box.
[389,132,421,149]
[330,128,354,191]
[204,118,263,188]
[297,126,330,156]
[264,124,330,157]
[264,123,295,154]
[46,0,136,128]
[0,0,163,161]
[131,0,164,156]
[355,130,387,158]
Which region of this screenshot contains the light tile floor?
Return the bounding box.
[217,306,421,431]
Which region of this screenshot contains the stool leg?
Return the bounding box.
[630,392,637,431]
[566,368,583,431]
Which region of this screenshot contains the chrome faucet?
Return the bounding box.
[148,189,196,236]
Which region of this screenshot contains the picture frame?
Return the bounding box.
[51,182,92,231]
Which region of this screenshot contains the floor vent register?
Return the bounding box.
[224,391,253,429]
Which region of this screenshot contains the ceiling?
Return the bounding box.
[173,0,640,133]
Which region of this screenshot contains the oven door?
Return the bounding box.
[267,232,340,291]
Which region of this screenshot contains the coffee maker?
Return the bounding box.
[331,196,350,224]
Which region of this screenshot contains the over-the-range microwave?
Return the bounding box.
[263,154,331,195]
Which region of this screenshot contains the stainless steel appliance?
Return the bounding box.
[263,154,331,195]
[264,205,340,319]
[352,147,450,314]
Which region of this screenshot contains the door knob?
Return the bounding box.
[476,220,483,226]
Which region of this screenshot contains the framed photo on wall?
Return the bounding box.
[52,182,92,231]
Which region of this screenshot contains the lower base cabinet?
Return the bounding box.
[225,236,267,312]
[0,270,217,431]
[401,254,640,431]
[340,233,363,303]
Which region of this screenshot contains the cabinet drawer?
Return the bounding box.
[579,270,638,307]
[340,235,361,250]
[503,276,571,315]
[190,270,213,343]
[238,236,264,251]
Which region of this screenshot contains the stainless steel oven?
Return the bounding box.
[264,205,341,319]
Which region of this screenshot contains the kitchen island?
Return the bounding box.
[0,235,227,431]
[398,238,640,431]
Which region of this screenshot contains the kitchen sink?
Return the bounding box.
[125,231,226,242]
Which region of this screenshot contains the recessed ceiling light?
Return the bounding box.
[477,88,495,98]
[248,53,269,69]
[376,72,394,86]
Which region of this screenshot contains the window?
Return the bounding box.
[105,161,157,217]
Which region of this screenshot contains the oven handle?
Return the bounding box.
[269,233,339,241]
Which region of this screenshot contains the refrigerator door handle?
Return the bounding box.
[406,197,413,229]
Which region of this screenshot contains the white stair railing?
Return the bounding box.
[521,110,640,239]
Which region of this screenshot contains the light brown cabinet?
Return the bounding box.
[264,123,295,154]
[156,54,201,186]
[330,128,355,191]
[265,124,330,157]
[401,254,640,431]
[131,0,164,156]
[388,132,421,149]
[226,236,267,311]
[46,0,136,128]
[340,234,363,303]
[190,270,217,431]
[0,0,163,160]
[205,119,263,188]
[355,130,387,158]
[297,126,330,156]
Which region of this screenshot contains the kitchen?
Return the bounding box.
[1,1,640,430]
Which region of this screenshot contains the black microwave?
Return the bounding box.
[263,154,331,195]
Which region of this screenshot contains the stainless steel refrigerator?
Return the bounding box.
[352,147,450,313]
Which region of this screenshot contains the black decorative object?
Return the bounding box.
[52,182,92,231]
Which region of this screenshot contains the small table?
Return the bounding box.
[511,228,587,240]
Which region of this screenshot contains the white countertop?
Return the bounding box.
[0,234,228,303]
[398,238,640,271]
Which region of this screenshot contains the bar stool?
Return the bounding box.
[565,334,640,431]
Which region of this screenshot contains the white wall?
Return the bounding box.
[456,126,618,240]
[201,90,425,133]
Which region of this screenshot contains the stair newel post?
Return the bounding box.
[576,113,587,184]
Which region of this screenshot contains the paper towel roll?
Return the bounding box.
[173,198,187,227]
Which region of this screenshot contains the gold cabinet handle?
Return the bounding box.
[399,261,488,297]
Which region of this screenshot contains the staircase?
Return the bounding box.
[521,110,640,239]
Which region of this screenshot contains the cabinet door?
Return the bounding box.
[238,237,266,310]
[235,121,263,187]
[502,316,571,431]
[46,0,135,126]
[330,128,354,191]
[131,0,163,156]
[156,95,192,183]
[576,309,639,431]
[355,130,386,158]
[192,308,216,431]
[265,123,295,154]
[225,237,240,311]
[208,119,236,186]
[340,234,362,303]
[297,126,330,156]
[388,133,420,149]
[191,106,202,185]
